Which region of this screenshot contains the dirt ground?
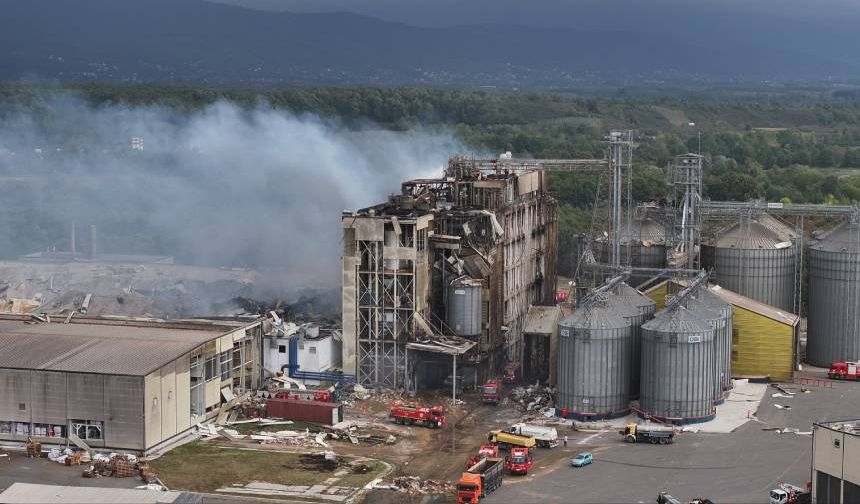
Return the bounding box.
[330,389,572,504]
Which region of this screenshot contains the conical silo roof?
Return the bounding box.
[712,215,795,250]
[561,301,628,331]
[620,218,666,245]
[811,220,860,253]
[643,305,713,335]
[615,282,657,316]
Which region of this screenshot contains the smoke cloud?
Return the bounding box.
[0,94,464,292]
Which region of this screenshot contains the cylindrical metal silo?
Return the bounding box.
[696,289,733,395]
[557,302,632,420]
[684,296,725,404]
[640,306,717,423]
[446,278,482,336]
[599,218,667,286]
[701,214,796,313]
[614,283,657,396]
[808,220,860,366]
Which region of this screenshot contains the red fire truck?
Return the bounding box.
[466,444,500,468]
[482,379,502,405]
[504,447,534,475]
[503,363,518,384]
[828,361,860,380]
[389,403,446,429]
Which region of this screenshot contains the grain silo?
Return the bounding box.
[701,214,796,313]
[599,218,667,287]
[684,296,726,404]
[614,283,657,396]
[640,306,717,423]
[557,301,632,420]
[808,220,860,366]
[696,288,733,396]
[445,277,482,337]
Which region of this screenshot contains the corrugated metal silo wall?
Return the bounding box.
[446,283,482,337]
[641,315,716,420]
[686,301,724,402]
[698,291,733,392]
[614,286,657,398]
[808,249,860,366]
[702,244,796,313]
[558,318,632,416]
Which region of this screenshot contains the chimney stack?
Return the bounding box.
[89,225,97,259]
[70,222,76,255]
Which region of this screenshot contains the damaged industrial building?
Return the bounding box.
[0,315,262,453]
[341,155,563,392]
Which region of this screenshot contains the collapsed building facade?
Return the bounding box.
[341,155,558,390]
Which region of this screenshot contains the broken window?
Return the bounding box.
[417,229,426,251]
[220,351,232,381]
[278,345,286,353]
[32,424,64,437]
[70,420,103,440]
[399,224,415,247]
[205,354,218,381]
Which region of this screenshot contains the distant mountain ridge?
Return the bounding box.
[0,0,857,87]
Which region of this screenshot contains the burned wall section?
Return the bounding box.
[341,158,558,389]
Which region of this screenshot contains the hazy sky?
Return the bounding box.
[213,0,860,27]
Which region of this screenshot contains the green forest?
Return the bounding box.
[3,83,860,275]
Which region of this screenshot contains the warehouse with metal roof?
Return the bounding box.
[646,280,799,382]
[0,315,262,453]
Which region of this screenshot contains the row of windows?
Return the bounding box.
[191,350,234,383]
[0,420,98,439]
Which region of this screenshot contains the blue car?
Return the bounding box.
[570,452,593,467]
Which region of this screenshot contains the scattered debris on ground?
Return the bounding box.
[507,383,557,412]
[374,476,455,495]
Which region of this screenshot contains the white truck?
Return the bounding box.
[508,423,558,448]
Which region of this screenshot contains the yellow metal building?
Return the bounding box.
[645,281,798,382]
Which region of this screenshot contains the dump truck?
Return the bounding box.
[622,423,675,444]
[488,430,536,451]
[508,423,559,448]
[389,403,446,429]
[466,444,499,469]
[828,361,860,380]
[504,447,533,475]
[482,379,502,405]
[769,482,811,504]
[456,457,503,503]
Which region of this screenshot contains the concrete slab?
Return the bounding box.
[569,380,768,434]
[490,376,860,503]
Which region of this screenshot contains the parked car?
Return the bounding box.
[569,452,593,467]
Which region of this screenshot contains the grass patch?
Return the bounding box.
[232,420,320,435]
[151,442,335,492]
[336,460,387,488]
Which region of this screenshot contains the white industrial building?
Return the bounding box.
[263,319,342,385]
[0,315,262,453]
[812,419,860,503]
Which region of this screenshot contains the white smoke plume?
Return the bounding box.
[0,94,465,293]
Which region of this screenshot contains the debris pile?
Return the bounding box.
[510,383,556,412]
[80,453,156,481]
[376,476,454,495]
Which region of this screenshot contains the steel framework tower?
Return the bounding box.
[671,154,704,269]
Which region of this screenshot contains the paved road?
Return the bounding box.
[488,379,860,504]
